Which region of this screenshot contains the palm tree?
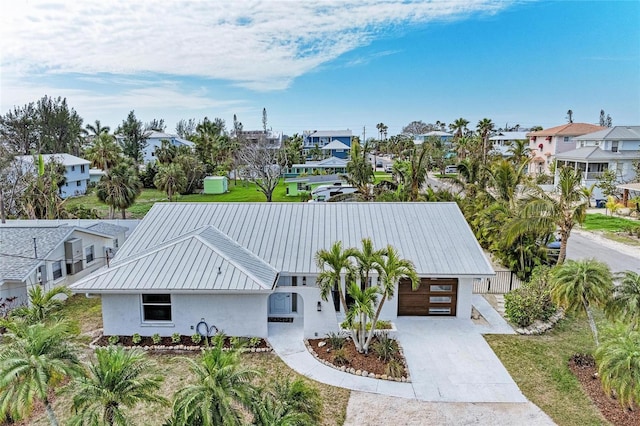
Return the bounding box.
[154,163,187,202]
[595,324,640,409]
[506,139,531,166]
[606,271,640,326]
[550,259,613,345]
[352,238,387,289]
[363,246,418,352]
[315,241,358,315]
[344,139,374,200]
[84,120,111,138]
[170,334,260,426]
[581,183,596,208]
[11,285,71,324]
[506,166,587,264]
[450,117,469,139]
[154,139,177,165]
[85,132,121,172]
[476,118,495,165]
[345,282,379,351]
[97,163,143,219]
[486,160,528,206]
[0,321,82,425]
[252,375,322,426]
[68,346,167,426]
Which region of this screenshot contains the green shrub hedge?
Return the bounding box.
[505,266,557,327]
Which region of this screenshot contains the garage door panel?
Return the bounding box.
[398,278,457,316]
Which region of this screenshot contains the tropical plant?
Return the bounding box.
[154,139,178,165]
[450,117,469,139]
[85,132,121,172]
[172,332,181,344]
[325,332,346,349]
[108,335,120,346]
[363,245,418,352]
[170,334,260,426]
[315,241,358,316]
[385,359,405,378]
[344,282,379,352]
[505,166,587,264]
[605,195,621,216]
[550,259,613,345]
[152,333,162,345]
[252,377,322,426]
[595,324,640,409]
[83,119,111,138]
[10,285,71,324]
[606,270,640,326]
[371,333,398,362]
[20,154,67,220]
[352,238,387,289]
[486,159,528,206]
[132,333,142,344]
[68,346,167,426]
[344,139,374,200]
[506,139,531,166]
[0,321,82,425]
[154,163,187,201]
[96,162,142,219]
[504,266,556,327]
[191,333,202,345]
[332,348,349,366]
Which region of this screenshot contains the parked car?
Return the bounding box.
[376,160,383,168]
[384,164,393,173]
[444,165,458,174]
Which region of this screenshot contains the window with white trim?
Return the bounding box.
[85,245,95,263]
[52,261,63,279]
[142,294,172,321]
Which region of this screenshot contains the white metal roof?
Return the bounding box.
[71,226,278,293]
[16,153,90,166]
[71,203,494,295]
[321,140,351,150]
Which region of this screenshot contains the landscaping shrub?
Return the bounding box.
[108,335,119,345]
[326,332,346,350]
[151,333,161,345]
[332,348,349,366]
[171,332,181,344]
[385,359,404,378]
[249,337,261,348]
[132,333,142,345]
[190,333,202,344]
[371,333,398,362]
[505,266,557,327]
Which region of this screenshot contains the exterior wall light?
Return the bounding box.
[317,301,322,312]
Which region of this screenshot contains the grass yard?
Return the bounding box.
[582,213,639,232]
[24,295,349,426]
[65,180,306,219]
[486,314,609,426]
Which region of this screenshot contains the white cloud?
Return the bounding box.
[0,0,509,91]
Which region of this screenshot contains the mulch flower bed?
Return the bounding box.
[307,336,409,381]
[93,334,271,352]
[568,354,640,426]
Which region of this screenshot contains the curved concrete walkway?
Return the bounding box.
[269,295,526,403]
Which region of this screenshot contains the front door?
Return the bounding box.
[269,293,292,315]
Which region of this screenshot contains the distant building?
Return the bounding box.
[142,131,195,164]
[15,154,90,198]
[413,131,453,146]
[489,132,529,157]
[526,123,606,175]
[284,157,349,178]
[303,130,353,159]
[235,130,284,148]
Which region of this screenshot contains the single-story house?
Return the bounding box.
[70,203,494,339]
[284,157,349,178]
[285,174,346,197]
[15,154,91,198]
[0,222,130,304]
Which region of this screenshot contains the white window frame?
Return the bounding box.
[52,260,63,280]
[85,245,95,263]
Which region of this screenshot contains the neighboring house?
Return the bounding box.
[285,174,346,197]
[303,130,353,159]
[284,157,349,178]
[235,130,284,148]
[15,154,91,198]
[526,123,606,175]
[555,126,640,200]
[413,131,454,146]
[89,168,105,185]
[0,222,129,303]
[70,203,494,339]
[142,131,195,164]
[488,132,529,157]
[320,140,351,159]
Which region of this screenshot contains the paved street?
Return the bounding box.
[567,229,640,273]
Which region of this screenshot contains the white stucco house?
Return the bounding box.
[0,221,130,304]
[526,123,606,176]
[15,153,91,198]
[70,203,494,340]
[489,132,529,157]
[142,131,195,164]
[555,125,640,200]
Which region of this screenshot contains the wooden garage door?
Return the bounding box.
[398,278,458,316]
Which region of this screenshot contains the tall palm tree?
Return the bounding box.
[363,246,418,352]
[154,163,187,202]
[595,324,640,409]
[550,259,613,345]
[486,160,528,206]
[345,282,379,352]
[315,241,358,314]
[11,285,71,324]
[97,163,143,219]
[605,270,640,326]
[170,335,260,426]
[506,166,587,264]
[85,132,121,173]
[84,120,111,138]
[0,321,82,426]
[450,117,469,139]
[506,139,531,166]
[476,118,495,165]
[352,238,387,289]
[344,139,374,200]
[68,346,167,426]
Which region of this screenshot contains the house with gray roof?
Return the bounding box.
[0,224,125,304]
[555,125,640,200]
[15,153,91,198]
[284,157,349,178]
[70,202,494,339]
[303,130,353,159]
[135,131,195,164]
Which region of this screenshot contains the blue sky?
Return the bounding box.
[1,1,638,138]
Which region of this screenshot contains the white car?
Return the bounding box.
[444,165,458,174]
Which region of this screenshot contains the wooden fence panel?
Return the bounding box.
[473,271,522,294]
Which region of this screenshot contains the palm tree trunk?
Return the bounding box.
[44,400,59,426]
[121,208,126,219]
[557,229,569,265]
[583,301,599,346]
[363,294,387,353]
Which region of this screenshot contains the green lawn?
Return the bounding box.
[486,314,609,426]
[65,180,305,219]
[582,213,639,232]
